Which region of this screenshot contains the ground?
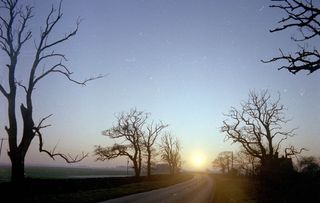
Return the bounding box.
[0,174,192,203]
[212,173,320,203]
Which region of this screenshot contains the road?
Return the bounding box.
[99,174,214,203]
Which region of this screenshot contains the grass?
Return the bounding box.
[212,173,320,203]
[212,175,258,203]
[0,165,134,182]
[1,173,193,203]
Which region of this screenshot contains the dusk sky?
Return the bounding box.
[0,0,319,171]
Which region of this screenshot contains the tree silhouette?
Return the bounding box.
[212,151,233,174]
[221,90,298,170]
[262,0,320,74]
[142,121,168,177]
[234,149,260,176]
[160,133,181,175]
[95,109,167,177]
[95,109,148,177]
[298,156,320,175]
[0,0,101,182]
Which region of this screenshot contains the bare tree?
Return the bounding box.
[95,109,148,177]
[221,90,297,169]
[142,121,168,177]
[0,0,101,182]
[160,133,181,175]
[262,0,320,74]
[284,145,307,158]
[234,149,260,176]
[212,151,233,174]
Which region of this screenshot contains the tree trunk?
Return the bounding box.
[133,160,140,177]
[138,147,142,177]
[10,152,25,182]
[169,163,174,175]
[8,105,34,182]
[147,149,151,177]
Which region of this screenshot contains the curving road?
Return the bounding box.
[99,174,213,203]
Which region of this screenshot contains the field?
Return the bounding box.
[212,175,257,203]
[212,174,320,203]
[0,165,192,203]
[0,165,134,182]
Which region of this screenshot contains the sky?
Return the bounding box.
[0,0,319,171]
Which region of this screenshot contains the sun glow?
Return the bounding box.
[191,153,207,170]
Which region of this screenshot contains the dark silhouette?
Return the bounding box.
[284,145,306,158]
[95,109,167,177]
[160,133,181,175]
[142,121,168,177]
[217,90,320,202]
[262,0,320,74]
[298,156,320,175]
[221,90,302,173]
[0,137,8,159]
[0,0,102,182]
[95,109,148,177]
[234,149,260,176]
[212,151,233,174]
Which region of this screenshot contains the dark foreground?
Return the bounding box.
[212,173,320,203]
[100,174,213,203]
[0,174,193,203]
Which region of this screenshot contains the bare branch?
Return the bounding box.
[270,0,320,40]
[39,51,67,62]
[97,109,151,177]
[33,62,104,87]
[33,114,88,163]
[39,4,79,52]
[16,5,33,51]
[15,79,27,94]
[262,48,320,74]
[142,120,168,176]
[0,83,9,98]
[160,133,181,175]
[285,145,307,159]
[94,144,131,161]
[265,0,320,74]
[222,90,298,162]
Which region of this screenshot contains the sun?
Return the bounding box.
[191,153,206,170]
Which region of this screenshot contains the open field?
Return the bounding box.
[0,167,193,203]
[0,165,135,182]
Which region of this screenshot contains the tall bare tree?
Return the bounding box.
[262,0,320,74]
[160,133,181,175]
[95,109,148,177]
[142,121,168,177]
[221,90,296,169]
[0,0,101,182]
[212,151,233,174]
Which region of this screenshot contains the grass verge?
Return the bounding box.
[211,174,320,203]
[212,175,258,203]
[1,173,192,203]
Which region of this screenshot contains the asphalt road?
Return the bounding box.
[99,174,214,203]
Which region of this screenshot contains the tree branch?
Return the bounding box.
[33,114,88,163]
[0,83,9,98]
[222,90,297,161]
[264,0,320,74]
[15,79,28,94]
[94,144,132,161]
